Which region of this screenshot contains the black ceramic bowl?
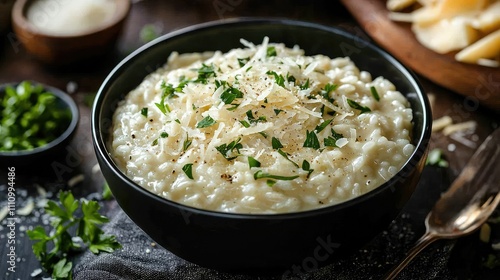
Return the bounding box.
[92,19,432,271]
[0,82,79,166]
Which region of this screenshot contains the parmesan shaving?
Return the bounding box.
[432,115,453,131]
[442,120,477,136]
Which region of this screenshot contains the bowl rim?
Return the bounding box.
[0,81,79,157]
[93,17,432,219]
[11,0,131,38]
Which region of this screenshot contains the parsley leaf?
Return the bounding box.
[324,128,344,148]
[266,70,286,88]
[347,99,371,114]
[302,160,314,178]
[141,107,148,117]
[370,86,380,101]
[271,137,283,149]
[194,63,216,84]
[253,170,299,181]
[248,156,261,168]
[182,163,194,179]
[27,191,120,280]
[303,130,320,150]
[220,86,243,104]
[315,119,333,133]
[238,57,250,67]
[277,149,299,168]
[196,115,216,128]
[216,138,243,160]
[266,46,277,57]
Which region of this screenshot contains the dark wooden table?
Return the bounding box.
[1,1,499,279]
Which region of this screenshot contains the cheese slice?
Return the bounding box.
[472,1,500,33]
[412,0,489,26]
[413,17,479,53]
[455,29,500,63]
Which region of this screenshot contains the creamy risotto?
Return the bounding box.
[111,37,415,214]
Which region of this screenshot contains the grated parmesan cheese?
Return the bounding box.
[111,38,415,214]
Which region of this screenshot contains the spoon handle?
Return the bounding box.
[383,231,438,280]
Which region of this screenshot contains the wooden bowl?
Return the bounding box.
[11,0,130,66]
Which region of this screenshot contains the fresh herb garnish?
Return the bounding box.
[266,70,286,88]
[220,86,244,105]
[302,160,314,178]
[266,46,277,57]
[253,170,299,181]
[370,86,380,101]
[0,81,72,151]
[271,137,283,149]
[160,131,169,138]
[155,81,176,115]
[277,149,299,168]
[183,134,192,151]
[182,163,194,179]
[196,115,216,128]
[303,130,320,150]
[320,83,337,103]
[274,109,283,116]
[238,57,250,67]
[216,138,243,160]
[194,63,216,84]
[347,99,371,114]
[315,119,333,133]
[299,79,310,90]
[246,110,267,123]
[324,128,344,148]
[426,148,449,167]
[139,24,160,43]
[141,107,148,117]
[248,156,261,168]
[27,191,121,280]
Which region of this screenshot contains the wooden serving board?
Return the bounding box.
[341,0,500,112]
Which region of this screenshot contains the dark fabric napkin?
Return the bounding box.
[72,167,465,280]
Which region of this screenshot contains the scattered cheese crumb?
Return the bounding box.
[442,120,477,136]
[432,115,453,132]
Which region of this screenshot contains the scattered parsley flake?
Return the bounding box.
[253,170,299,181]
[196,115,216,128]
[370,86,380,101]
[315,119,333,133]
[272,137,283,149]
[277,149,299,168]
[266,46,277,57]
[141,107,148,117]
[182,163,194,179]
[347,99,371,114]
[303,130,320,150]
[248,156,261,168]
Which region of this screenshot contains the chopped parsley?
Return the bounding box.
[426,148,449,167]
[315,119,333,133]
[216,138,242,160]
[194,63,216,84]
[246,110,267,124]
[302,160,314,178]
[274,109,283,116]
[253,170,299,181]
[271,137,283,149]
[183,134,192,151]
[27,191,120,279]
[196,115,216,128]
[370,86,380,101]
[141,107,148,117]
[238,57,250,67]
[299,78,310,90]
[266,46,277,57]
[266,70,286,88]
[347,99,371,114]
[324,128,344,148]
[248,156,261,168]
[220,86,243,104]
[320,83,337,103]
[182,163,194,179]
[277,149,299,168]
[303,130,320,150]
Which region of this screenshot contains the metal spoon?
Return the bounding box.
[384,128,500,280]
